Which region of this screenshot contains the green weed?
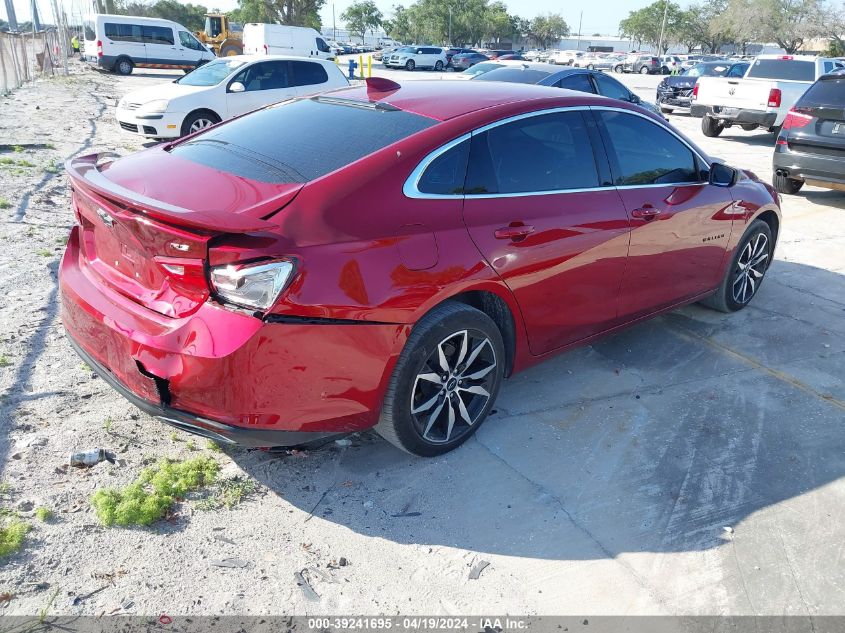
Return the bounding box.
[36,249,52,257]
[0,199,10,209]
[91,456,218,527]
[196,476,257,511]
[0,519,30,557]
[35,507,53,522]
[0,355,10,368]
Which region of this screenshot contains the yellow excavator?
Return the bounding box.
[195,13,243,57]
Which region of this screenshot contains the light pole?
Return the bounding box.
[448,6,452,45]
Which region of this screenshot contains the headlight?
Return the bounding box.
[210,260,294,310]
[138,99,169,114]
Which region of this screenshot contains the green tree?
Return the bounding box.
[529,13,569,48]
[229,0,323,29]
[149,0,209,30]
[384,5,412,42]
[342,0,383,43]
[754,0,825,53]
[619,1,683,52]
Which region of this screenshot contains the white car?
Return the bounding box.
[549,50,584,65]
[115,55,348,139]
[385,46,447,71]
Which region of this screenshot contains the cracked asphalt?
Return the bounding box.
[0,62,842,617]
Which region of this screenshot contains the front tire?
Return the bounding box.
[375,302,505,456]
[180,110,220,137]
[702,115,724,137]
[701,220,773,313]
[660,106,673,113]
[405,59,415,71]
[613,64,623,73]
[773,172,804,194]
[640,66,650,74]
[740,123,758,131]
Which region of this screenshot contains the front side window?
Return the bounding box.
[143,25,174,45]
[232,61,289,91]
[598,111,699,186]
[104,23,142,42]
[558,73,595,94]
[290,61,329,86]
[179,31,203,50]
[418,139,470,195]
[465,111,600,195]
[316,37,331,53]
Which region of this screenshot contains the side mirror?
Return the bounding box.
[709,162,737,187]
[229,81,245,93]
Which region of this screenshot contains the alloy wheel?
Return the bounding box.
[732,232,769,304]
[189,118,215,133]
[410,330,497,444]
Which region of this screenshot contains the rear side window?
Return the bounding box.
[593,73,630,101]
[418,140,470,195]
[798,76,845,106]
[558,73,595,94]
[143,26,174,45]
[168,98,436,183]
[598,111,699,186]
[104,23,142,42]
[232,61,289,91]
[747,59,815,81]
[465,111,600,194]
[291,61,329,86]
[84,20,95,40]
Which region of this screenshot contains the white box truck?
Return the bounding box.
[242,24,335,60]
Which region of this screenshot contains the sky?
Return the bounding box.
[3,0,673,37]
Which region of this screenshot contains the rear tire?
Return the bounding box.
[613,64,623,73]
[640,66,650,74]
[434,60,444,71]
[220,44,241,57]
[701,220,773,313]
[375,301,505,457]
[740,123,758,131]
[702,115,724,137]
[773,172,804,194]
[114,57,133,75]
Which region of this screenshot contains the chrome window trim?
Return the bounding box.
[402,105,711,200]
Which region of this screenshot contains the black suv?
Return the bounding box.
[632,55,661,74]
[772,71,845,194]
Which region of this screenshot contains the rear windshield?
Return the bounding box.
[474,68,551,83]
[167,98,436,183]
[747,59,815,81]
[463,62,502,76]
[798,76,845,106]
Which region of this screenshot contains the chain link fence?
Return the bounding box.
[0,29,63,94]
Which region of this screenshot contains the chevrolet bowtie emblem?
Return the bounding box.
[96,208,114,228]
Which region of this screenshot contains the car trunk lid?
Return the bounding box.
[66,152,303,318]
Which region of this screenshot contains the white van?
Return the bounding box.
[242,24,335,60]
[82,14,215,75]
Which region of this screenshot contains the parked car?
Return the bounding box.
[444,47,477,67]
[549,50,584,65]
[450,51,489,70]
[523,49,543,61]
[656,61,749,113]
[497,54,525,61]
[385,46,448,71]
[61,78,780,455]
[115,55,347,138]
[772,71,845,194]
[451,60,504,79]
[82,13,214,75]
[572,53,614,70]
[691,54,845,136]
[485,50,513,60]
[473,64,664,116]
[658,55,683,74]
[612,52,641,73]
[632,55,661,74]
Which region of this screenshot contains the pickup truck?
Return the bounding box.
[690,55,844,137]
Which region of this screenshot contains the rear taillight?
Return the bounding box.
[692,84,699,100]
[768,88,782,108]
[781,107,813,130]
[210,260,294,310]
[97,39,103,57]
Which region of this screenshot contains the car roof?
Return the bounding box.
[220,54,332,63]
[324,79,593,121]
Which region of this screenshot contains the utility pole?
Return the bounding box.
[576,11,582,50]
[332,4,336,41]
[657,0,669,54]
[448,6,452,45]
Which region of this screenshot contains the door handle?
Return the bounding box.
[631,206,661,220]
[494,224,535,240]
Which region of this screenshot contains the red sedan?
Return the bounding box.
[60,78,781,456]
